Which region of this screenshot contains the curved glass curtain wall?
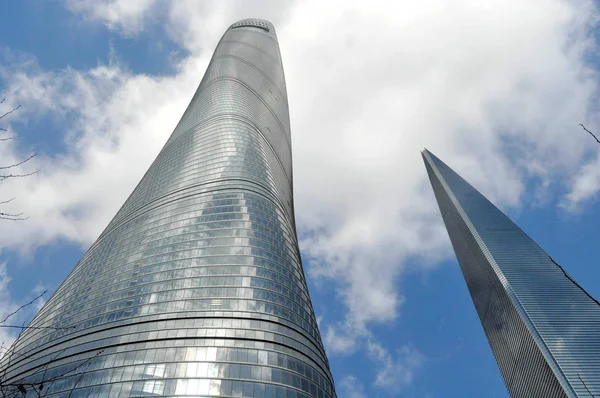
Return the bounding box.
[0,19,336,398]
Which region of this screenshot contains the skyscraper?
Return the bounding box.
[1,19,336,398]
[422,149,600,398]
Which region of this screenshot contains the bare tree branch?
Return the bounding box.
[0,154,37,170]
[0,105,21,122]
[2,349,105,397]
[579,123,600,144]
[0,211,25,218]
[0,325,74,331]
[0,330,73,372]
[0,320,29,385]
[0,170,39,183]
[0,291,46,325]
[66,363,93,398]
[0,205,28,220]
[578,373,595,397]
[0,214,28,221]
[0,101,36,223]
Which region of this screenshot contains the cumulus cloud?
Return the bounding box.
[2,0,600,391]
[339,375,367,398]
[0,50,211,249]
[562,147,600,210]
[368,340,424,392]
[281,0,599,352]
[325,324,362,354]
[64,0,159,35]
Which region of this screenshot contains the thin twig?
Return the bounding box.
[0,136,12,141]
[0,154,37,170]
[0,347,103,397]
[0,336,70,365]
[38,347,70,395]
[0,325,75,331]
[0,170,39,182]
[0,291,46,324]
[0,105,21,121]
[0,211,23,217]
[0,105,20,122]
[2,320,29,382]
[66,363,93,398]
[579,123,600,144]
[0,214,28,221]
[578,373,595,397]
[550,256,600,308]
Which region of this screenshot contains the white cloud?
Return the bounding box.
[282,0,599,348]
[2,0,600,390]
[0,51,210,249]
[339,375,367,398]
[31,284,47,312]
[561,147,600,210]
[368,340,425,392]
[325,324,362,354]
[64,0,159,35]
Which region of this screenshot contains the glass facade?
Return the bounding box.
[423,149,600,398]
[0,19,336,398]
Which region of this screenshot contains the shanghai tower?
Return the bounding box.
[423,149,600,398]
[1,19,337,398]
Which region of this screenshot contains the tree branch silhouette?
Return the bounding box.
[579,123,600,144]
[0,104,20,122]
[0,291,46,325]
[1,349,105,398]
[0,101,37,221]
[578,373,595,397]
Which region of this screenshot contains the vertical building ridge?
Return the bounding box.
[1,19,336,398]
[423,148,600,397]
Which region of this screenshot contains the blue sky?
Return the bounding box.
[1,1,600,397]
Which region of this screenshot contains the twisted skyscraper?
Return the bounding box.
[1,19,336,398]
[423,149,600,398]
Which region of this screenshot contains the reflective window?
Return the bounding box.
[1,19,335,398]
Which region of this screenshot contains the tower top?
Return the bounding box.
[229,18,277,38]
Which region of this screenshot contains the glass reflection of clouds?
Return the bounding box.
[0,19,336,398]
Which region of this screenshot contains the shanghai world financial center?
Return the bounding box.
[423,150,600,397]
[2,18,600,398]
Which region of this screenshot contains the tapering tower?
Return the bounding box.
[1,19,336,398]
[423,149,600,398]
